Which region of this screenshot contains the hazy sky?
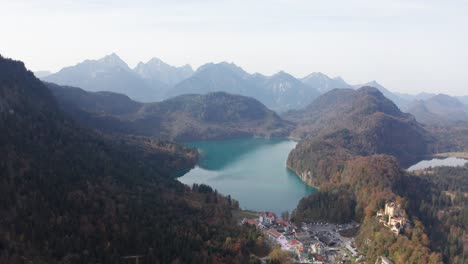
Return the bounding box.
[1,0,467,95]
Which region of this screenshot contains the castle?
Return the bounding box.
[376,202,408,235]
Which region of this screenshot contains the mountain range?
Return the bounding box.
[406,94,468,125]
[43,53,165,102]
[169,63,322,112]
[134,57,193,86]
[41,53,418,112]
[301,72,351,93]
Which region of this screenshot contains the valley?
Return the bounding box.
[43,73,468,263]
[3,1,468,263]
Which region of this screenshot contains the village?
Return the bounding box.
[242,212,363,263]
[240,201,409,263]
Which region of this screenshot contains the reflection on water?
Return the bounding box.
[407,157,468,171]
[179,138,316,215]
[184,138,282,171]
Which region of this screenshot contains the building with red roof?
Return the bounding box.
[276,220,290,227]
[242,218,259,227]
[288,239,303,252]
[267,228,285,241]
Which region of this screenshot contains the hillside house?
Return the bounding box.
[267,228,285,241]
[288,239,304,252]
[276,220,290,227]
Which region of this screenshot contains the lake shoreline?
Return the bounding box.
[407,156,468,171]
[178,138,316,215]
[286,165,321,190]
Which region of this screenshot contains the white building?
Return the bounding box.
[259,212,277,224]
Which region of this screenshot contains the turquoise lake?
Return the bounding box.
[178,138,316,215]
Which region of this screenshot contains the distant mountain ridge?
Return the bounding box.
[42,53,466,113]
[43,53,165,102]
[134,57,193,85]
[407,94,468,125]
[301,72,352,93]
[168,63,321,112]
[167,62,253,97]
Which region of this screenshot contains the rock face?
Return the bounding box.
[134,57,194,86]
[47,83,293,141]
[286,87,432,187]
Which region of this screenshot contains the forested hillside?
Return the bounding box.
[287,87,432,176]
[395,165,468,263]
[287,87,467,263]
[0,55,267,263]
[48,84,292,141]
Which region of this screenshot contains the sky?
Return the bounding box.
[1,0,467,95]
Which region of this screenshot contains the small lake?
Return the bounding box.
[407,157,468,171]
[178,138,316,215]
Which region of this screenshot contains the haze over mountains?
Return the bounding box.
[134,57,193,86]
[407,94,468,125]
[43,53,164,102]
[40,53,433,112]
[32,70,52,78]
[170,63,324,112]
[301,72,351,93]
